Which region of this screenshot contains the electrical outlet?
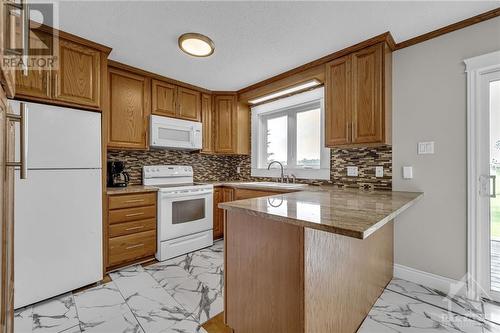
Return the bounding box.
[347,166,358,177]
[375,166,384,178]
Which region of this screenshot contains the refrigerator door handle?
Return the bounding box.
[6,102,28,179]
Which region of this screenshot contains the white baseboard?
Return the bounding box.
[394,264,467,297]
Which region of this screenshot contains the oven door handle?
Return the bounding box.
[160,190,213,199]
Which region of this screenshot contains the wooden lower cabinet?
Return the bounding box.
[233,188,281,200]
[213,187,285,240]
[213,187,234,240]
[108,230,156,268]
[106,192,157,271]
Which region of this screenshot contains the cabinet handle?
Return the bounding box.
[6,102,28,179]
[126,243,144,250]
[125,199,145,203]
[125,212,145,217]
[125,226,144,231]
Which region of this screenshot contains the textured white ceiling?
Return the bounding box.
[47,1,499,91]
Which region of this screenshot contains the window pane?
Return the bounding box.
[266,115,288,165]
[297,109,321,168]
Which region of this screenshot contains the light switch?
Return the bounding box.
[418,142,435,154]
[403,166,413,179]
[236,166,241,174]
[347,166,358,177]
[375,166,384,178]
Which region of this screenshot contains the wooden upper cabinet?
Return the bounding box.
[325,42,391,147]
[152,79,176,117]
[351,43,383,144]
[325,55,351,146]
[214,94,236,153]
[201,93,214,153]
[108,67,150,150]
[54,39,101,108]
[15,30,52,100]
[214,94,250,155]
[151,80,201,121]
[0,0,16,98]
[177,87,201,121]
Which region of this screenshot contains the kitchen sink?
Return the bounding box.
[236,182,309,190]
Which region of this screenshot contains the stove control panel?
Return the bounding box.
[143,165,193,179]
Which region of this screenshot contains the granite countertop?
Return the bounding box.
[219,186,423,239]
[106,185,159,196]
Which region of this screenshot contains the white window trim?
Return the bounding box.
[251,88,330,180]
[464,50,500,301]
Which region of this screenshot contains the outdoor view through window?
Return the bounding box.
[266,108,321,168]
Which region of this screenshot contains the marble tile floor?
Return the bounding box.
[14,240,223,333]
[13,238,500,333]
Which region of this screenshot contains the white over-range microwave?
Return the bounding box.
[150,115,202,150]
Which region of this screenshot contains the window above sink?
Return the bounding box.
[251,88,330,180]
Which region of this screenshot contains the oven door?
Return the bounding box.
[158,190,213,241]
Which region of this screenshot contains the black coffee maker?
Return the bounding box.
[107,161,130,187]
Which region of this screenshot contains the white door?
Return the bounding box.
[474,68,500,301]
[14,169,102,309]
[10,100,101,169]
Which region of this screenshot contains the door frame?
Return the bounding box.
[465,50,500,300]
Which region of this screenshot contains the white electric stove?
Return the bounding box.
[143,165,214,261]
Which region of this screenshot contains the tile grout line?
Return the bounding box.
[106,278,147,333]
[385,288,486,324]
[141,263,200,324]
[69,293,83,333]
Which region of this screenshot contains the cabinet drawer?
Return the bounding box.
[109,192,156,210]
[109,218,156,238]
[109,205,156,224]
[234,188,280,200]
[108,230,156,267]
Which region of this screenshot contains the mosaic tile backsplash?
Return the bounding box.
[107,145,392,190]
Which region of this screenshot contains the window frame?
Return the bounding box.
[251,88,330,180]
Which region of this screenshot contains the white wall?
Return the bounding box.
[393,17,500,281]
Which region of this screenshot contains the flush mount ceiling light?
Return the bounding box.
[248,79,322,105]
[178,33,215,57]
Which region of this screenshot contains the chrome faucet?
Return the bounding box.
[267,161,285,183]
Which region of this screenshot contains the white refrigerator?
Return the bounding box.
[10,100,103,309]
